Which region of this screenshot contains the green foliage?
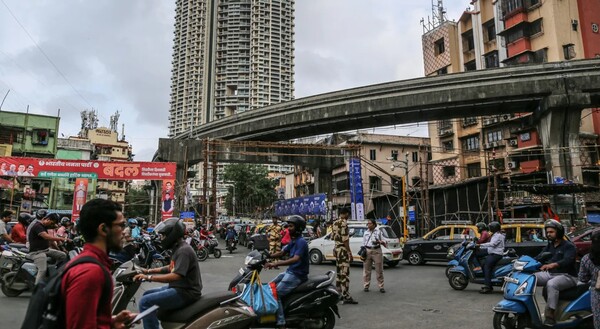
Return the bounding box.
[125,187,150,219]
[223,164,277,216]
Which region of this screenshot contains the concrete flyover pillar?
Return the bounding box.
[537,94,589,183]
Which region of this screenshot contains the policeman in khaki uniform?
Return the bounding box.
[331,207,358,304]
[266,216,283,255]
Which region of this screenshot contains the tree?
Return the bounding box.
[223,164,277,217]
[125,187,151,219]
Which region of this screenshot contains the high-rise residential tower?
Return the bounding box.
[168,0,295,138]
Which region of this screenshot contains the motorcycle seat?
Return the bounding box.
[157,291,236,323]
[292,274,330,293]
[542,284,588,302]
[495,257,516,267]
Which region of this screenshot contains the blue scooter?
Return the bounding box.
[492,255,593,329]
[448,240,516,290]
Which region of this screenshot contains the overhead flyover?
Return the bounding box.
[174,59,600,142]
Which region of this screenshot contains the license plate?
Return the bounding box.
[504,276,519,284]
[239,268,245,275]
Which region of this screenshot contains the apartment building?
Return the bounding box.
[422,0,600,223]
[168,0,295,136]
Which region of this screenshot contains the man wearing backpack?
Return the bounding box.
[62,199,136,329]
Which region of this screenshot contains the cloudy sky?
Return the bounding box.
[0,1,467,161]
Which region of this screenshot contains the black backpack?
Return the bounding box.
[20,256,112,329]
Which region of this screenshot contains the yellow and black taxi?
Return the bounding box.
[403,221,479,265]
[444,218,549,260]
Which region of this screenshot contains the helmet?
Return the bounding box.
[18,213,33,226]
[36,209,48,220]
[544,219,564,239]
[60,217,72,227]
[286,215,306,234]
[157,218,185,250]
[128,218,138,227]
[44,213,60,223]
[476,222,488,233]
[488,221,501,233]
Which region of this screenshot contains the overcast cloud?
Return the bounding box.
[0,1,467,161]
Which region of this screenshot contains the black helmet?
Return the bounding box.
[60,217,72,227]
[489,221,501,233]
[544,219,564,239]
[18,213,33,226]
[44,213,60,223]
[286,215,306,234]
[476,222,488,233]
[36,209,48,220]
[158,218,185,250]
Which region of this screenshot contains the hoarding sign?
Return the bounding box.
[0,157,176,180]
[274,193,327,217]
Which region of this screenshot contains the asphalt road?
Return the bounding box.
[1,245,510,329]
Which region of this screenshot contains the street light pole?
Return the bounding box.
[390,152,410,241]
[232,184,236,217]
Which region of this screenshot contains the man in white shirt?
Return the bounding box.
[362,218,386,293]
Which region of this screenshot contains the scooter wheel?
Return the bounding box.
[320,309,336,329]
[1,273,25,297]
[197,248,209,262]
[492,312,528,329]
[448,272,468,290]
[213,248,222,258]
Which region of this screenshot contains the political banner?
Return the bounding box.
[161,180,175,220]
[72,178,88,222]
[349,157,364,220]
[0,157,176,180]
[274,193,327,217]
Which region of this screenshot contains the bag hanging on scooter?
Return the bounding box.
[240,271,279,316]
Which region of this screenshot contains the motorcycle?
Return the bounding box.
[0,245,62,297]
[134,235,169,269]
[447,240,517,290]
[228,250,340,329]
[111,260,256,328]
[492,255,593,329]
[189,233,221,261]
[227,238,238,254]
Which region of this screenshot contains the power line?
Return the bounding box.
[0,0,94,109]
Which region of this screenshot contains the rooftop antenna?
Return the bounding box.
[421,0,448,33]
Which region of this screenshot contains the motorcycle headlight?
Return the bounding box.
[513,260,527,271]
[515,281,528,295]
[447,248,454,258]
[244,256,259,265]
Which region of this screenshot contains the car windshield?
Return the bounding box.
[380,226,397,239]
[567,226,595,239]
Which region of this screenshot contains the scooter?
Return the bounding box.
[112,260,256,328]
[0,245,61,297]
[229,250,340,328]
[134,235,169,269]
[492,255,593,329]
[447,240,517,290]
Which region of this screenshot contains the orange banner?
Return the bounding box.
[72,178,88,221]
[161,180,175,220]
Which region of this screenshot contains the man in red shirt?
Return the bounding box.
[61,199,136,329]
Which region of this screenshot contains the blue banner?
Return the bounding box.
[274,193,327,217]
[349,157,365,220]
